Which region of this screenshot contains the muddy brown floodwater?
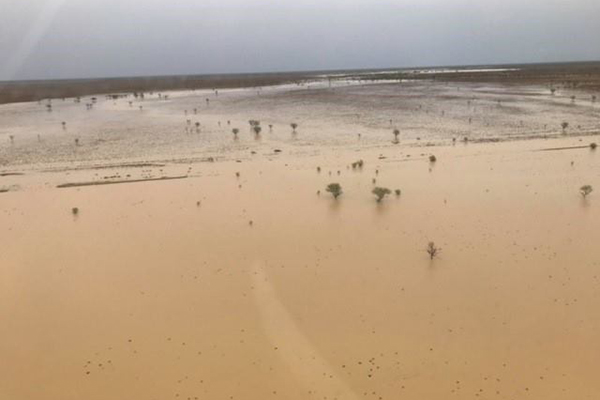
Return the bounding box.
[1,76,600,400]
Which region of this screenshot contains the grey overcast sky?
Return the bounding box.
[1,0,599,81]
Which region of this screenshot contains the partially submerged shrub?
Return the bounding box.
[580,185,593,198]
[426,242,440,260]
[291,123,298,132]
[429,155,437,163]
[590,142,597,150]
[232,128,239,135]
[395,189,401,197]
[326,183,343,199]
[372,187,391,202]
[561,121,569,133]
[351,160,364,169]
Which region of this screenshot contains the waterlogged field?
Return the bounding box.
[1,78,600,400]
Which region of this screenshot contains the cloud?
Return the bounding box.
[1,0,598,80]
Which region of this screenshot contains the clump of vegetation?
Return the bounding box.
[580,185,593,199]
[426,242,440,260]
[590,142,597,150]
[326,183,343,199]
[351,160,364,169]
[393,129,400,143]
[429,155,437,163]
[232,128,239,136]
[561,121,569,133]
[317,166,321,173]
[395,189,401,197]
[253,126,262,135]
[372,187,391,202]
[72,207,79,216]
[291,123,298,132]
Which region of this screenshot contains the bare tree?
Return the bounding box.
[426,242,440,260]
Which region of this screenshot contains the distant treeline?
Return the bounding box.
[1,62,599,105]
[0,72,315,105]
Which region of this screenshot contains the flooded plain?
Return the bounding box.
[1,78,600,400]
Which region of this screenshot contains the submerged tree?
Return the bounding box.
[326,183,343,199]
[351,160,364,169]
[426,242,440,260]
[372,187,391,202]
[580,185,593,199]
